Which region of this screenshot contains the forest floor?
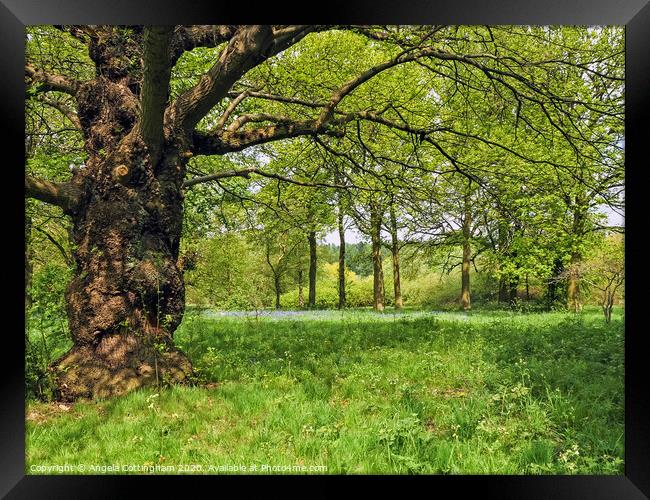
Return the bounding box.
[26,307,624,474]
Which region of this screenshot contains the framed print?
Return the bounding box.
[2,0,649,497]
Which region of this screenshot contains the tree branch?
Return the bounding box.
[225,90,325,109]
[215,90,250,130]
[166,26,275,132]
[192,45,450,155]
[34,226,73,266]
[182,166,346,189]
[226,113,295,132]
[192,119,341,155]
[316,46,444,127]
[33,95,82,131]
[25,175,81,212]
[170,25,238,64]
[25,64,81,96]
[135,26,175,161]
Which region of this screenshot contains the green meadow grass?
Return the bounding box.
[26,307,624,475]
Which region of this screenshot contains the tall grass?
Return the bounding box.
[26,307,624,474]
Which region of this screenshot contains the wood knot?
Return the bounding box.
[112,164,131,184]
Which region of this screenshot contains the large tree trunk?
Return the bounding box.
[53,173,192,400]
[308,231,317,308]
[337,209,346,309]
[370,201,385,312]
[50,75,192,401]
[389,204,403,309]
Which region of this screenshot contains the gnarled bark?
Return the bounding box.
[46,70,193,401]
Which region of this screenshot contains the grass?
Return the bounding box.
[26,307,624,475]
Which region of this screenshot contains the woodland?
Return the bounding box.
[25,25,624,474]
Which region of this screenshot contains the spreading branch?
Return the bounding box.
[183,166,347,189]
[135,26,175,161]
[166,26,275,132]
[25,64,81,96]
[33,95,82,131]
[191,45,458,156]
[25,175,81,212]
[34,226,74,266]
[170,25,238,64]
[191,119,342,155]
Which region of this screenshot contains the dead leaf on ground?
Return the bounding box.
[431,387,469,398]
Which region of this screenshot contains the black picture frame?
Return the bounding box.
[2,1,648,497]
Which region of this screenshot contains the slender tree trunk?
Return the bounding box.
[497,220,509,305]
[370,201,385,312]
[274,275,282,309]
[498,277,509,304]
[337,209,346,309]
[603,290,613,323]
[508,247,519,307]
[496,221,519,308]
[265,245,282,310]
[389,204,403,309]
[308,231,317,308]
[566,256,581,312]
[547,258,564,310]
[460,196,471,311]
[566,205,585,312]
[509,277,519,306]
[25,215,33,311]
[298,269,304,308]
[525,274,530,302]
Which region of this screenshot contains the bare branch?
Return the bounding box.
[226,90,325,109]
[226,113,295,132]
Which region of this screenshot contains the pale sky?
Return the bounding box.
[321,207,624,246]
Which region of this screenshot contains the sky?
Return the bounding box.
[321,206,624,246]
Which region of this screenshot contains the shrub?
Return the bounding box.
[26,263,72,400]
